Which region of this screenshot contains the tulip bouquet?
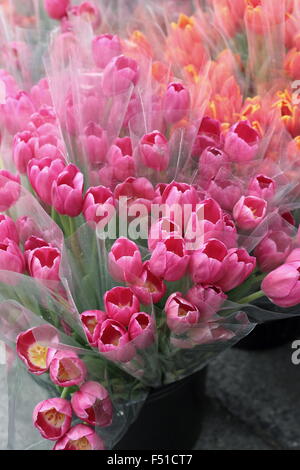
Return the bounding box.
[0,0,300,451]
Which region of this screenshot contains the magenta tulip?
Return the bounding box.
[163,82,190,123]
[83,186,114,226]
[149,237,189,282]
[186,284,227,320]
[248,174,276,200]
[49,350,87,387]
[28,158,66,206]
[0,238,25,273]
[0,170,21,211]
[81,122,108,165]
[92,34,122,68]
[16,325,59,375]
[128,312,155,349]
[0,214,19,244]
[262,262,300,307]
[54,424,105,450]
[139,131,170,171]
[27,246,61,281]
[129,261,166,305]
[104,286,140,326]
[98,319,136,362]
[51,164,84,217]
[165,292,200,333]
[71,381,113,427]
[192,116,222,157]
[190,239,228,285]
[44,0,70,19]
[102,55,139,96]
[254,231,292,272]
[33,398,72,441]
[233,196,267,231]
[224,120,260,162]
[81,310,107,347]
[217,248,256,292]
[108,237,143,283]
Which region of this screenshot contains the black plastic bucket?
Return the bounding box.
[114,368,207,450]
[235,299,300,350]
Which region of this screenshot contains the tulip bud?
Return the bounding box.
[192,116,222,158]
[33,398,72,440]
[248,174,276,200]
[107,140,136,181]
[49,350,87,387]
[198,147,229,183]
[129,261,166,305]
[81,310,107,347]
[44,0,70,19]
[165,292,200,333]
[217,248,256,292]
[80,122,108,165]
[83,186,114,226]
[16,217,43,245]
[108,237,143,283]
[128,312,155,349]
[190,239,228,285]
[233,196,267,231]
[0,214,19,244]
[16,325,59,375]
[0,238,25,274]
[102,55,139,96]
[98,319,136,362]
[51,164,84,217]
[28,158,66,206]
[163,82,190,123]
[149,237,189,282]
[104,286,140,326]
[92,34,122,69]
[186,284,227,320]
[0,170,21,211]
[148,218,182,252]
[54,424,105,450]
[13,130,35,174]
[254,231,292,272]
[71,381,113,427]
[224,121,260,162]
[27,246,61,281]
[262,261,300,308]
[138,131,170,171]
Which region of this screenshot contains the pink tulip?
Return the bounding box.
[149,237,189,282]
[44,0,70,19]
[0,170,21,211]
[16,217,43,245]
[233,196,267,231]
[165,292,200,333]
[98,319,136,363]
[163,82,190,124]
[254,231,292,272]
[13,130,35,174]
[51,164,84,217]
[129,261,166,305]
[0,215,19,244]
[83,186,114,226]
[30,79,53,109]
[114,177,155,213]
[28,158,66,206]
[186,284,227,320]
[81,122,108,165]
[128,312,155,349]
[198,147,229,183]
[27,246,61,281]
[108,237,143,283]
[16,325,59,375]
[262,262,300,308]
[217,248,256,292]
[104,286,140,326]
[71,381,113,427]
[33,398,72,440]
[81,310,107,347]
[0,239,25,273]
[107,141,136,181]
[148,218,182,251]
[190,239,228,285]
[54,424,105,450]
[224,120,260,162]
[192,116,222,158]
[69,2,101,29]
[138,131,170,171]
[161,182,199,208]
[102,55,139,96]
[2,91,35,135]
[49,350,87,387]
[207,176,242,212]
[92,34,122,69]
[248,174,276,200]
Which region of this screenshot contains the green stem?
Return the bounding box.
[237,290,265,305]
[60,387,69,399]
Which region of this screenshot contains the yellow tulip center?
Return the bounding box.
[28,343,48,368]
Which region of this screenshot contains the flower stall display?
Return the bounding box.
[0,0,299,450]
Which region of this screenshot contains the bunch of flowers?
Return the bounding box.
[0,0,300,450]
